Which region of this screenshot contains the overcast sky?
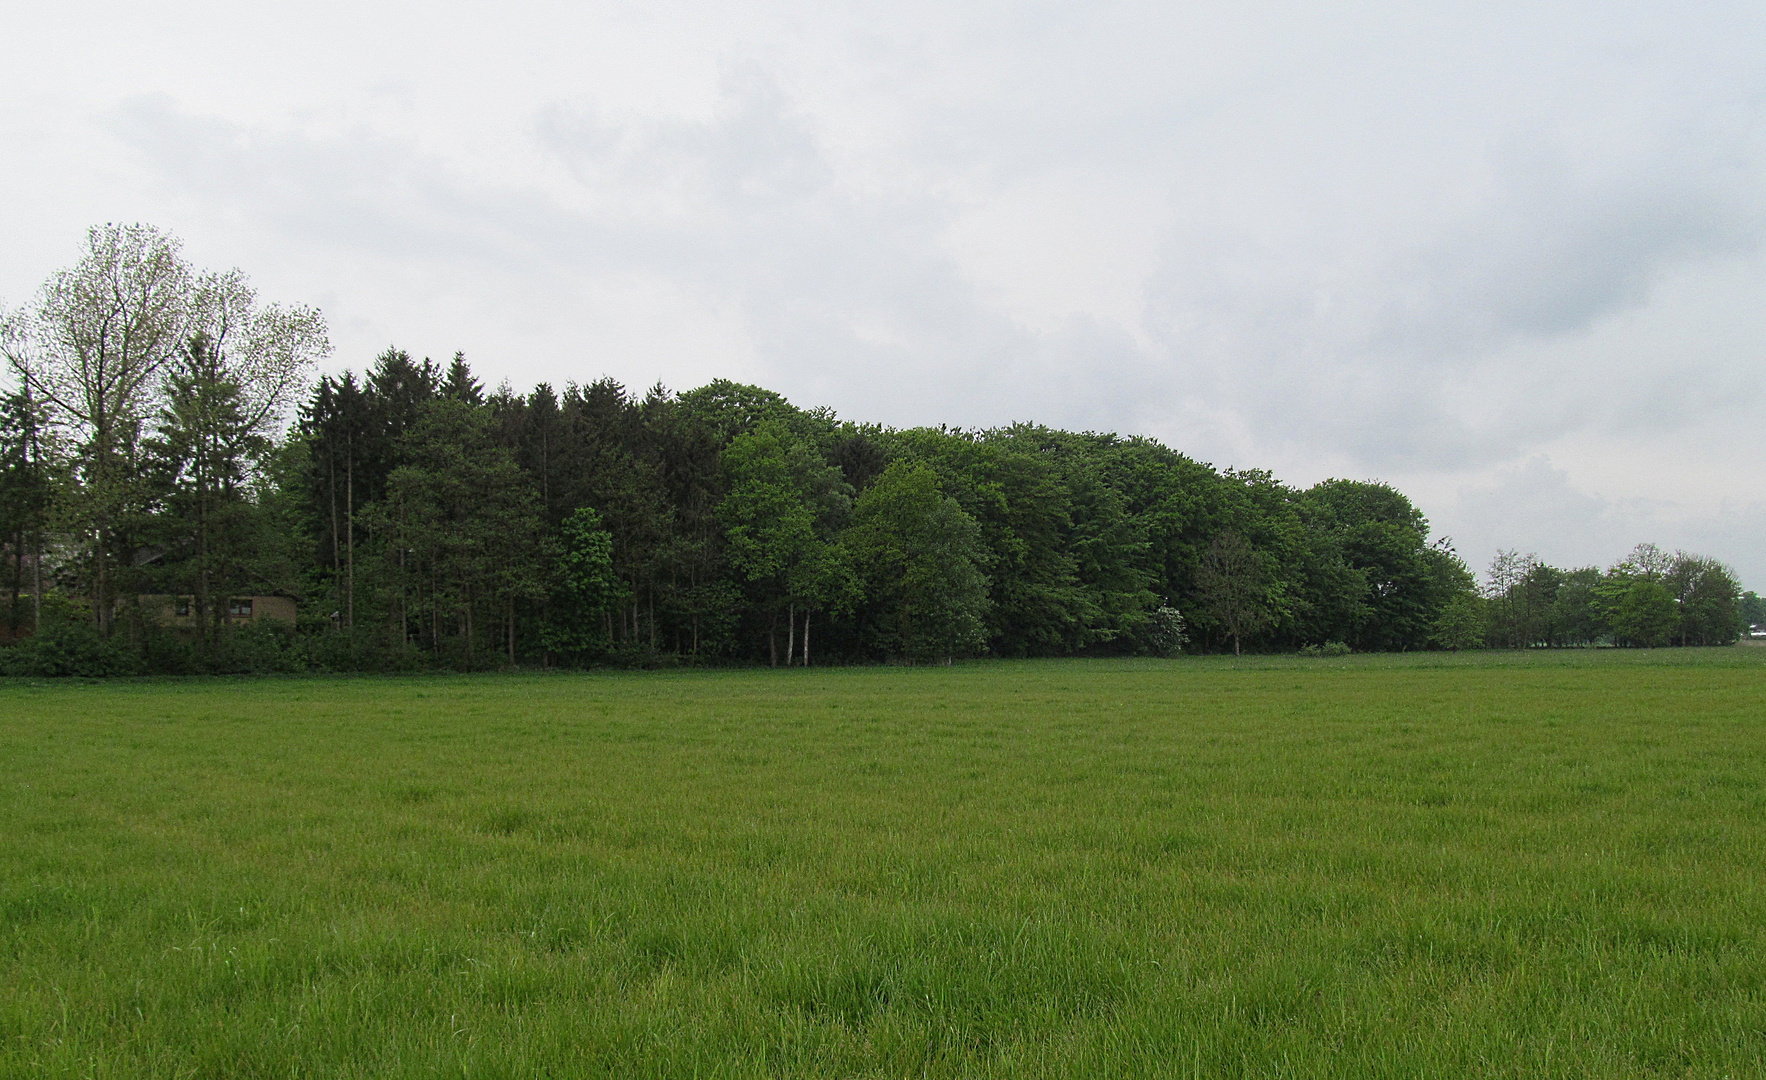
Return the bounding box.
[4,0,1763,585]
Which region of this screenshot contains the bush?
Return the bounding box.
[1140,606,1189,657]
[0,618,139,677]
[1299,641,1352,657]
[209,620,308,675]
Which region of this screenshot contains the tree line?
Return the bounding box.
[1,226,1755,675]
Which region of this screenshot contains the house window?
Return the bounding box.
[174,598,190,617]
[229,598,253,618]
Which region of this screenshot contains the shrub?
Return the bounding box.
[1,618,139,677]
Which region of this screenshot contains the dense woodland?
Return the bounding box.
[1,226,1757,676]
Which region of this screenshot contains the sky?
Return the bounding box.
[3,0,1763,585]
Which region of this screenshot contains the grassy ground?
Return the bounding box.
[2,649,1765,1078]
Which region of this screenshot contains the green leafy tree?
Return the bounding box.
[720,421,855,665]
[1740,591,1766,634]
[1195,531,1273,655]
[1602,577,1679,647]
[1431,592,1485,650]
[1666,553,1740,646]
[1548,567,1606,646]
[376,399,544,665]
[542,506,624,661]
[1299,480,1454,651]
[0,384,55,638]
[846,461,990,663]
[3,225,196,633]
[145,334,271,652]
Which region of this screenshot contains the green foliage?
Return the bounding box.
[1141,605,1188,657]
[1740,591,1766,633]
[1600,577,1679,648]
[8,333,1756,671]
[0,594,135,676]
[847,461,991,662]
[543,506,623,659]
[1195,530,1273,654]
[1430,592,1486,651]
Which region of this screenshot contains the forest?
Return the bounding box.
[1,226,1756,676]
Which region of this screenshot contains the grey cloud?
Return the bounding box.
[1437,456,1766,587]
[59,2,1766,580]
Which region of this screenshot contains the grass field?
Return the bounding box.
[3,649,1765,1078]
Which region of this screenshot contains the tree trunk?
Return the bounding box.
[803,609,811,667]
[345,446,355,631]
[398,536,407,648]
[197,472,211,652]
[768,610,777,667]
[787,603,796,666]
[31,529,41,634]
[507,595,515,664]
[8,529,20,637]
[94,522,108,634]
[328,448,339,577]
[463,587,474,664]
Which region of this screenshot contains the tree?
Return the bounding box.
[543,506,624,661]
[719,421,854,665]
[1740,591,1766,635]
[2,227,325,639]
[145,334,268,651]
[1603,577,1678,647]
[2,224,197,632]
[1431,593,1485,650]
[376,399,544,665]
[1298,480,1452,651]
[1195,530,1271,655]
[0,383,55,637]
[1666,553,1740,646]
[1550,567,1606,646]
[846,461,990,663]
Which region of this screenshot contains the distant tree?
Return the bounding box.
[0,383,55,637]
[1666,553,1740,646]
[720,421,855,665]
[1431,592,1485,651]
[1142,605,1188,657]
[1602,577,1678,647]
[1550,567,1606,646]
[2,224,198,633]
[1299,480,1450,651]
[846,461,990,663]
[1594,546,1677,648]
[1195,531,1271,656]
[145,334,270,652]
[542,506,623,662]
[442,352,484,405]
[376,399,544,665]
[1483,550,1537,648]
[1740,591,1766,634]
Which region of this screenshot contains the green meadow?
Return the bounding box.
[3,650,1765,1078]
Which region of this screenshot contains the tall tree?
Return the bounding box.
[720,421,854,665]
[846,461,990,663]
[2,224,197,632]
[1195,530,1271,656]
[375,399,543,665]
[0,384,55,637]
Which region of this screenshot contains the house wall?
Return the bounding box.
[135,595,298,628]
